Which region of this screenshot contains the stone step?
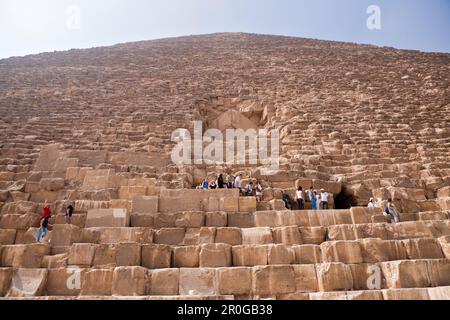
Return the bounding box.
[0,260,448,298]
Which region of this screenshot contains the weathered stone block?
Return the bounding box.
[316,263,353,292]
[179,268,216,295]
[320,240,363,264]
[199,243,232,267]
[46,267,86,296]
[402,238,444,259]
[141,244,172,269]
[232,245,268,266]
[272,226,302,245]
[299,227,326,245]
[68,243,97,266]
[112,266,147,296]
[292,245,321,264]
[252,265,296,296]
[205,211,227,227]
[154,228,185,245]
[267,244,295,265]
[80,269,113,296]
[0,268,13,296]
[173,246,200,268]
[360,239,408,263]
[293,265,318,292]
[217,267,252,295]
[239,197,257,213]
[241,227,273,244]
[7,269,48,297]
[1,244,50,268]
[147,269,179,295]
[215,227,242,245]
[87,208,130,228]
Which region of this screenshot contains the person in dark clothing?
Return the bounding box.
[66,203,74,224]
[217,174,225,189]
[37,201,51,243]
[282,192,294,210]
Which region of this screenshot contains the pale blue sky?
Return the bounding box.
[0,0,449,59]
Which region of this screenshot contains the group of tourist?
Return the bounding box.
[196,174,264,201]
[36,200,74,243]
[282,187,330,211]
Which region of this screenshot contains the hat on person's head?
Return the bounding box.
[321,189,325,192]
[369,197,374,202]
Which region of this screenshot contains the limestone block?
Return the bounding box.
[199,243,232,267]
[179,268,217,296]
[0,214,40,230]
[267,244,295,265]
[41,253,68,269]
[239,197,257,213]
[215,227,242,245]
[93,243,141,268]
[85,208,130,228]
[252,265,296,296]
[51,224,83,247]
[205,211,227,227]
[39,178,65,191]
[232,245,268,266]
[0,229,16,245]
[130,213,155,227]
[80,269,113,296]
[316,263,353,292]
[46,267,86,296]
[402,238,444,259]
[227,212,255,228]
[360,239,408,263]
[269,199,287,211]
[293,265,318,292]
[141,244,172,269]
[112,266,147,296]
[7,269,48,297]
[220,197,239,212]
[241,227,273,244]
[254,211,278,227]
[427,259,450,287]
[173,246,200,268]
[382,288,430,300]
[380,260,432,289]
[272,226,302,245]
[320,240,363,264]
[1,244,50,268]
[0,268,13,296]
[68,243,97,266]
[292,245,321,264]
[154,228,185,245]
[175,211,205,228]
[183,227,216,245]
[217,267,252,296]
[147,269,179,295]
[299,226,326,245]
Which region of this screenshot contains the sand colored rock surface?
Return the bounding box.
[0,33,449,300]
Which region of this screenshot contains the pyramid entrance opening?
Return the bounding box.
[334,186,359,209]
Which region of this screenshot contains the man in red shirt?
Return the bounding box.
[37,200,51,243]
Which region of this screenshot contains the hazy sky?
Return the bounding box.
[1,0,449,59]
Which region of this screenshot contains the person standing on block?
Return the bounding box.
[311,190,318,210]
[320,189,329,210]
[37,200,51,243]
[66,202,74,224]
[296,186,304,210]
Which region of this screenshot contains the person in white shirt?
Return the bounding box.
[234,175,241,189]
[368,198,376,208]
[320,189,329,209]
[296,186,304,210]
[255,181,263,202]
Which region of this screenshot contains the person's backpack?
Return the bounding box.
[384,206,390,215]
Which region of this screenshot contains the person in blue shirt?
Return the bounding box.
[202,178,209,190]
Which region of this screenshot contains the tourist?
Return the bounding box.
[226,174,234,189]
[296,186,304,210]
[66,202,74,224]
[235,174,242,191]
[210,181,217,189]
[255,181,263,202]
[244,181,254,196]
[37,201,51,243]
[217,174,225,189]
[320,189,329,209]
[311,191,318,210]
[368,198,375,208]
[282,191,294,210]
[202,178,209,190]
[308,186,314,203]
[384,198,400,223]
